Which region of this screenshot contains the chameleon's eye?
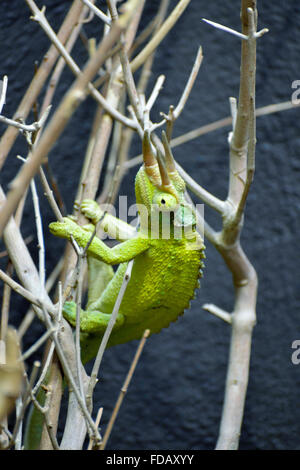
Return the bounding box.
[153,192,178,211]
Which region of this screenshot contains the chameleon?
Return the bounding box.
[49,130,205,363]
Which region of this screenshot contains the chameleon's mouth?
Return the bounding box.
[173,204,196,228]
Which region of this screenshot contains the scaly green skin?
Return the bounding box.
[49,154,205,363]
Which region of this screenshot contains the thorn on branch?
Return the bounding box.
[0,76,8,114]
[202,303,232,324]
[202,14,268,41]
[202,18,248,40]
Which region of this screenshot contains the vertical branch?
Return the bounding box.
[213,1,265,450]
[227,1,257,215]
[198,0,267,450]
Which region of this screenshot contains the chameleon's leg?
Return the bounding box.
[86,257,114,309]
[49,217,150,265]
[81,199,136,242]
[72,222,115,306]
[74,216,122,308]
[63,301,124,334]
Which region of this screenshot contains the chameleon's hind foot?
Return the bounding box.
[63,301,77,327]
[63,301,124,334]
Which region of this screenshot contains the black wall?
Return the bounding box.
[0,0,300,450]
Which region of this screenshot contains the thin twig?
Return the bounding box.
[107,0,145,134]
[146,75,165,112]
[173,45,203,120]
[30,385,60,450]
[87,407,103,450]
[18,258,64,340]
[40,306,101,445]
[0,262,13,345]
[20,328,56,362]
[81,0,111,25]
[0,269,56,317]
[30,177,46,286]
[124,98,296,171]
[75,254,87,401]
[25,0,136,129]
[86,260,134,406]
[176,162,226,214]
[11,361,40,448]
[0,105,51,133]
[32,342,55,396]
[130,0,191,73]
[100,329,150,450]
[0,76,8,114]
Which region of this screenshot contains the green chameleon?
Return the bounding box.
[49,130,205,363]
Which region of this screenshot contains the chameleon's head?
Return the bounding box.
[135,130,196,232]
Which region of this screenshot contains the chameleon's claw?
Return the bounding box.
[73,200,80,211]
[82,223,96,234]
[81,199,103,224]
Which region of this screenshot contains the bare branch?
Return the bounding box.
[81,0,111,25]
[20,328,55,362]
[87,407,103,450]
[173,46,203,119]
[100,329,150,450]
[213,1,262,450]
[0,269,56,317]
[176,162,226,214]
[30,177,46,286]
[130,0,191,73]
[0,104,51,134]
[146,74,165,112]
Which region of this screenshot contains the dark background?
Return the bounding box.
[0,0,300,450]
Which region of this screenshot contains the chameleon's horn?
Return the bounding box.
[161,130,185,191]
[156,149,171,187]
[157,149,179,201]
[142,130,161,185]
[161,130,177,175]
[143,129,157,168]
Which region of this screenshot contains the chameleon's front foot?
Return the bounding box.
[81,199,104,225]
[49,217,79,240]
